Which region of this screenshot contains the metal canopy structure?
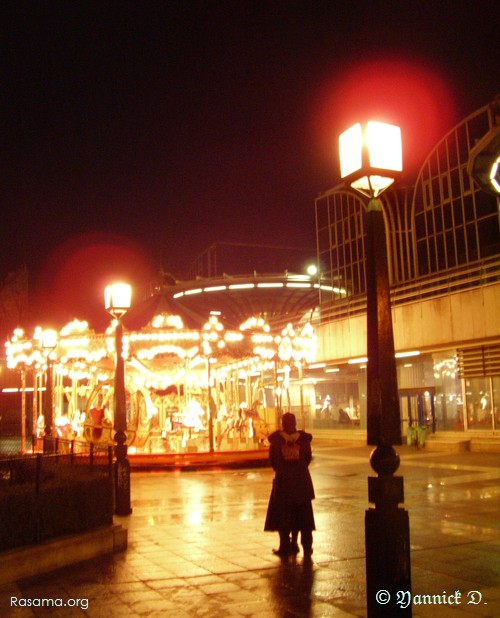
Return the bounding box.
[160,272,332,330]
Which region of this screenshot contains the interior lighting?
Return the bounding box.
[60,320,89,336]
[151,314,184,329]
[229,283,255,290]
[395,350,420,358]
[240,316,270,331]
[348,357,368,364]
[316,284,347,296]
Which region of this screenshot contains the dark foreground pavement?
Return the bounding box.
[1,445,499,617]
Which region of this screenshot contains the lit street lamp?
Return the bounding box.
[339,121,411,616]
[105,282,132,516]
[41,328,58,451]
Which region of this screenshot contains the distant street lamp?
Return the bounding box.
[41,328,58,450]
[339,121,411,616]
[105,282,132,516]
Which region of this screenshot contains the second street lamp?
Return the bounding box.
[41,328,58,451]
[339,120,411,616]
[105,282,133,516]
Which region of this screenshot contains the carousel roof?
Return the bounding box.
[145,272,321,330]
[5,274,319,390]
[123,292,205,331]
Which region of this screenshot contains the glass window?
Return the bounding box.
[466,223,479,260]
[432,178,440,203]
[461,168,472,195]
[433,354,463,430]
[417,240,429,275]
[453,198,464,227]
[456,124,469,164]
[475,190,497,219]
[450,169,461,199]
[306,371,363,431]
[318,226,330,250]
[492,377,500,431]
[436,233,447,270]
[445,231,457,268]
[447,135,458,169]
[443,203,453,230]
[415,213,426,241]
[455,226,467,264]
[477,217,500,256]
[315,197,329,228]
[465,378,492,429]
[441,174,450,202]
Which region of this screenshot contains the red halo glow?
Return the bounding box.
[311,59,458,178]
[33,232,157,329]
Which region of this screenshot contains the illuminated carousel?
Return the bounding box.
[5,297,316,467]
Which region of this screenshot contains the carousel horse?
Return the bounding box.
[83,407,114,445]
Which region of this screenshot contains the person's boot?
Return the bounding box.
[290,530,300,554]
[301,530,313,560]
[273,531,291,557]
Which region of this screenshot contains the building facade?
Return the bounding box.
[309,98,500,437]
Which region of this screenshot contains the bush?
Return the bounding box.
[0,465,113,551]
[0,485,37,550]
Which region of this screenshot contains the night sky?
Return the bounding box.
[1,1,498,329]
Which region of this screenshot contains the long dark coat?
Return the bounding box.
[264,429,315,532]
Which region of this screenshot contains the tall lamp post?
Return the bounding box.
[41,329,58,451]
[339,121,411,616]
[105,282,133,516]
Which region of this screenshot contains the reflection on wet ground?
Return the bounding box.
[2,445,500,616]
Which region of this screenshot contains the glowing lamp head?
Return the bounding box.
[105,283,132,318]
[339,121,402,197]
[489,155,500,193]
[41,329,58,350]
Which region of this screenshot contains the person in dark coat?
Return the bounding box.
[264,412,315,558]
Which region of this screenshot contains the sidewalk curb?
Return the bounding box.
[0,524,127,585]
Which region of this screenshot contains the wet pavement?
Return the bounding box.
[1,444,500,616]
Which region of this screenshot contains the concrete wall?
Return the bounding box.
[316,281,500,362]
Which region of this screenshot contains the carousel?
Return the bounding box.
[5,293,317,466]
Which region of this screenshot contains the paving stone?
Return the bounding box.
[2,445,499,617]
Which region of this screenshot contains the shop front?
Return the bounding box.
[295,349,500,438]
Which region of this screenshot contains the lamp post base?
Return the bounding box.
[365,445,411,616]
[365,506,411,615]
[114,455,132,516]
[114,435,132,516]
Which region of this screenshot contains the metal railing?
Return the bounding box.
[0,438,113,493]
[313,255,500,326]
